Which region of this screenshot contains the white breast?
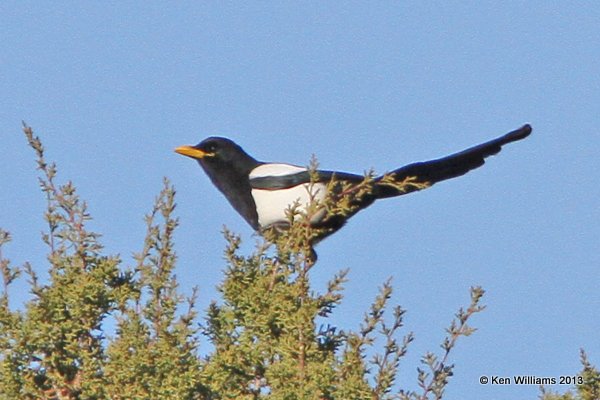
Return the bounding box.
[250,164,327,228]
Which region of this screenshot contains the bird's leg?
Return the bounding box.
[302,247,317,273]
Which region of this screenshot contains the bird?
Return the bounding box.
[175,124,532,249]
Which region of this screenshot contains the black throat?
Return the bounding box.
[198,151,262,230]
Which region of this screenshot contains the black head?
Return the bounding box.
[175,136,260,175]
[175,137,262,229]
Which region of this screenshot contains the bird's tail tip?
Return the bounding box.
[503,123,533,144]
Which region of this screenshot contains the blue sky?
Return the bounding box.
[1,2,599,398]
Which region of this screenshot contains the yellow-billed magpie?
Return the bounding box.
[175,124,531,244]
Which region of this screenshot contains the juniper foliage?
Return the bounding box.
[0,125,592,399]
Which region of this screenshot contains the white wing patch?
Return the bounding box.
[249,164,327,228]
[249,163,307,178]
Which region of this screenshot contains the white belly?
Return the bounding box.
[249,163,327,228]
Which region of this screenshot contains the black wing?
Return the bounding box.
[376,124,532,198]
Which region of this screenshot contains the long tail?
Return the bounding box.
[375,124,532,198]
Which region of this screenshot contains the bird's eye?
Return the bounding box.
[205,143,217,153]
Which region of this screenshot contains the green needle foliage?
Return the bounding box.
[0,125,595,399]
